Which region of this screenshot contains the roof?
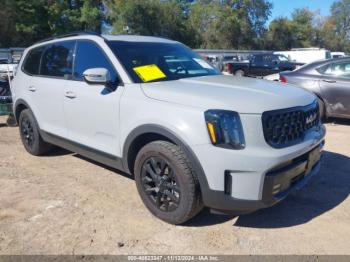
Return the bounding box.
[297,56,350,72]
[34,31,177,45]
[102,34,177,44]
[291,48,329,51]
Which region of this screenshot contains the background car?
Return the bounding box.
[0,48,25,79]
[280,57,350,119]
[224,53,298,77]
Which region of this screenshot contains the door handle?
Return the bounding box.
[65,91,77,99]
[322,79,337,83]
[28,86,36,92]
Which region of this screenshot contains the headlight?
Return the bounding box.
[205,110,245,150]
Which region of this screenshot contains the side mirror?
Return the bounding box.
[83,68,111,85]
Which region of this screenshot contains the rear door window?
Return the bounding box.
[40,41,75,78]
[252,55,263,63]
[263,55,274,63]
[23,47,45,75]
[320,61,350,78]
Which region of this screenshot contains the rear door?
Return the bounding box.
[63,40,123,156]
[319,61,350,117]
[26,41,75,137]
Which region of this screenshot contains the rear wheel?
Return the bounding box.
[19,109,53,155]
[234,69,245,77]
[134,141,203,224]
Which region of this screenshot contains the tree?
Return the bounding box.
[187,0,272,49]
[105,0,198,47]
[46,0,103,34]
[331,0,350,40]
[6,0,51,46]
[264,8,344,51]
[0,0,104,47]
[290,8,316,47]
[330,0,350,52]
[0,0,17,47]
[264,17,295,50]
[1,0,350,51]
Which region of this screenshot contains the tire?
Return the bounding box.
[317,98,326,121]
[234,69,245,77]
[134,141,203,224]
[18,109,53,156]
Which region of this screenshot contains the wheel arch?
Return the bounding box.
[314,93,328,118]
[233,67,246,75]
[14,99,31,123]
[122,124,210,195]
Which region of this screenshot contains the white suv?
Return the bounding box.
[12,33,326,224]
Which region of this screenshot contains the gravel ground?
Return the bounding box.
[0,116,349,255]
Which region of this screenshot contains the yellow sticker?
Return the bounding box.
[133,64,166,82]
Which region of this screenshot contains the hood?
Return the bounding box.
[141,75,315,114]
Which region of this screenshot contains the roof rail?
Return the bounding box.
[34,31,101,44]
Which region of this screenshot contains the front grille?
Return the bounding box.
[262,101,320,148]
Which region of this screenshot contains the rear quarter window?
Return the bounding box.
[22,47,45,75]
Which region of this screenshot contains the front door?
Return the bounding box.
[250,55,265,76]
[63,40,123,156]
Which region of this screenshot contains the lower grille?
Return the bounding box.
[262,101,320,148]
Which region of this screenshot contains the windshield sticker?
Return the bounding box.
[193,58,214,69]
[133,64,166,82]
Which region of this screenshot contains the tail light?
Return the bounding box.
[227,63,233,73]
[279,75,287,83]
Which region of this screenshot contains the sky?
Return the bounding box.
[269,0,333,21]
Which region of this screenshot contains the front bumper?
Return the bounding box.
[201,141,324,213]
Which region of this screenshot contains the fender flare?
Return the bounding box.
[13,99,32,122]
[122,124,211,197]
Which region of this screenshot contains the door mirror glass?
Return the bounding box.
[83,68,111,84]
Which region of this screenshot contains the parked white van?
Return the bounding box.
[274,48,331,64]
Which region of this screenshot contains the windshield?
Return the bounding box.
[108,41,220,83]
[277,54,289,62]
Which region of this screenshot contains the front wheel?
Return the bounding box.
[134,141,203,224]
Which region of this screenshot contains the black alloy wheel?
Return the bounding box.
[18,109,53,156]
[141,156,181,212]
[20,116,35,149]
[134,141,203,224]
